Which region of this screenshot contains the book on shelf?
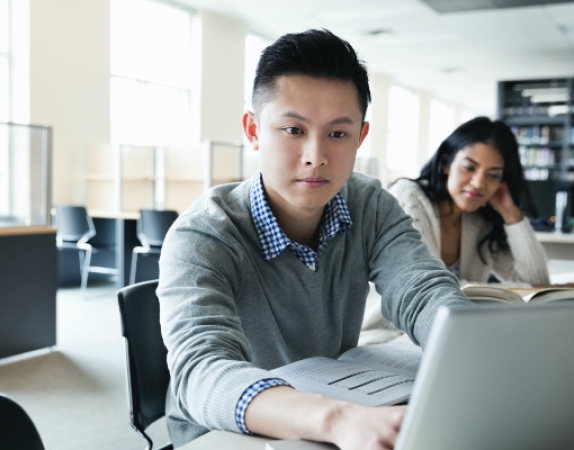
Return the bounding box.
[461,283,574,304]
[270,342,422,408]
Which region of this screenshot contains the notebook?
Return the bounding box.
[267,302,574,450]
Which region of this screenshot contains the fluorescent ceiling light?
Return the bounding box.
[522,87,569,103]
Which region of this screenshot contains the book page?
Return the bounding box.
[461,285,524,303]
[508,287,574,303]
[270,357,414,407]
[337,342,422,378]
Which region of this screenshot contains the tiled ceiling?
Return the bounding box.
[420,0,573,13]
[176,0,574,116]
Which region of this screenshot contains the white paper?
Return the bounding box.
[337,342,422,378]
[271,355,414,407]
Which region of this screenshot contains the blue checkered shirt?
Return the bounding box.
[234,171,353,434]
[250,171,352,271]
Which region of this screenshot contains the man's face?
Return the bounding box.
[243,75,369,222]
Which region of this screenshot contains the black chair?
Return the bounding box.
[117,280,172,450]
[0,393,45,450]
[129,209,178,285]
[55,205,119,294]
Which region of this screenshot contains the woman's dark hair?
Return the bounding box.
[416,116,537,263]
[252,29,371,120]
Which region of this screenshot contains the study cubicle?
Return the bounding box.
[0,123,57,359]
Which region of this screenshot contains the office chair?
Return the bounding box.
[129,209,178,285]
[55,205,118,294]
[0,393,45,450]
[117,280,173,450]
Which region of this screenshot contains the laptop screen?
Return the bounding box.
[396,302,574,450]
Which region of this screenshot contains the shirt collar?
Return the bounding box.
[250,171,352,263]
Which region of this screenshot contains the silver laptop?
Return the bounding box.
[268,302,574,450]
[395,302,574,450]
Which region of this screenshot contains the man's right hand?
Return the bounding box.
[326,402,406,450]
[244,385,407,449]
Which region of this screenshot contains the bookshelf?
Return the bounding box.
[498,78,574,233]
[497,78,574,182]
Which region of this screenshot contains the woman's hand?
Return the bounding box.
[488,182,523,225]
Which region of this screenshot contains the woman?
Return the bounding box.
[360,116,549,345]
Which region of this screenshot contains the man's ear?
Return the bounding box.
[242,111,259,151]
[358,121,370,148]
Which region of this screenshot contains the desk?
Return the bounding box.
[0,226,57,358]
[535,232,574,260]
[177,430,270,449]
[176,431,335,450]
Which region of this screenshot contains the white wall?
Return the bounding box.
[194,10,247,144]
[30,0,111,205]
[369,73,391,188]
[29,4,248,206]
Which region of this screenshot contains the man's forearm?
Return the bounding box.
[244,385,406,450]
[244,386,336,441]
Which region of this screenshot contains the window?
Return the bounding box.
[1,0,29,217]
[110,0,193,145]
[428,99,455,156]
[0,0,10,122]
[386,85,419,172]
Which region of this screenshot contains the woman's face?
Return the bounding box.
[444,142,505,213]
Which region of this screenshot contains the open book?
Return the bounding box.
[270,342,422,407]
[462,284,574,304]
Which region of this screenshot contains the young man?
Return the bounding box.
[158,29,470,449]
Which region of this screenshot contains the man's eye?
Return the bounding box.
[285,127,303,135]
[330,131,347,138]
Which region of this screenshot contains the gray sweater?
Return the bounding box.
[157,172,470,447]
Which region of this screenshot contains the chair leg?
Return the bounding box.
[129,250,138,285]
[81,247,92,295]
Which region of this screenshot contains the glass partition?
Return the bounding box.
[0,122,52,227]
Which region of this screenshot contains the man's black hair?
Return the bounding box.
[252,29,371,120]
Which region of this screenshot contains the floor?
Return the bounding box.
[0,280,169,450]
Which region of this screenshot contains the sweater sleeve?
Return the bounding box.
[366,187,471,349]
[491,218,550,285]
[157,212,276,434]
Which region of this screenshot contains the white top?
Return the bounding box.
[360,179,550,346]
[386,179,549,285]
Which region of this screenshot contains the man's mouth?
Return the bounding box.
[298,177,328,187]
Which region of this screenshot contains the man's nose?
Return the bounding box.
[302,137,327,167]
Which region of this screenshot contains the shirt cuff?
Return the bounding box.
[235,378,291,434]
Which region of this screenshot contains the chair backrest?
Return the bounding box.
[117,280,171,447]
[0,394,45,450]
[54,205,95,243]
[138,209,178,248]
